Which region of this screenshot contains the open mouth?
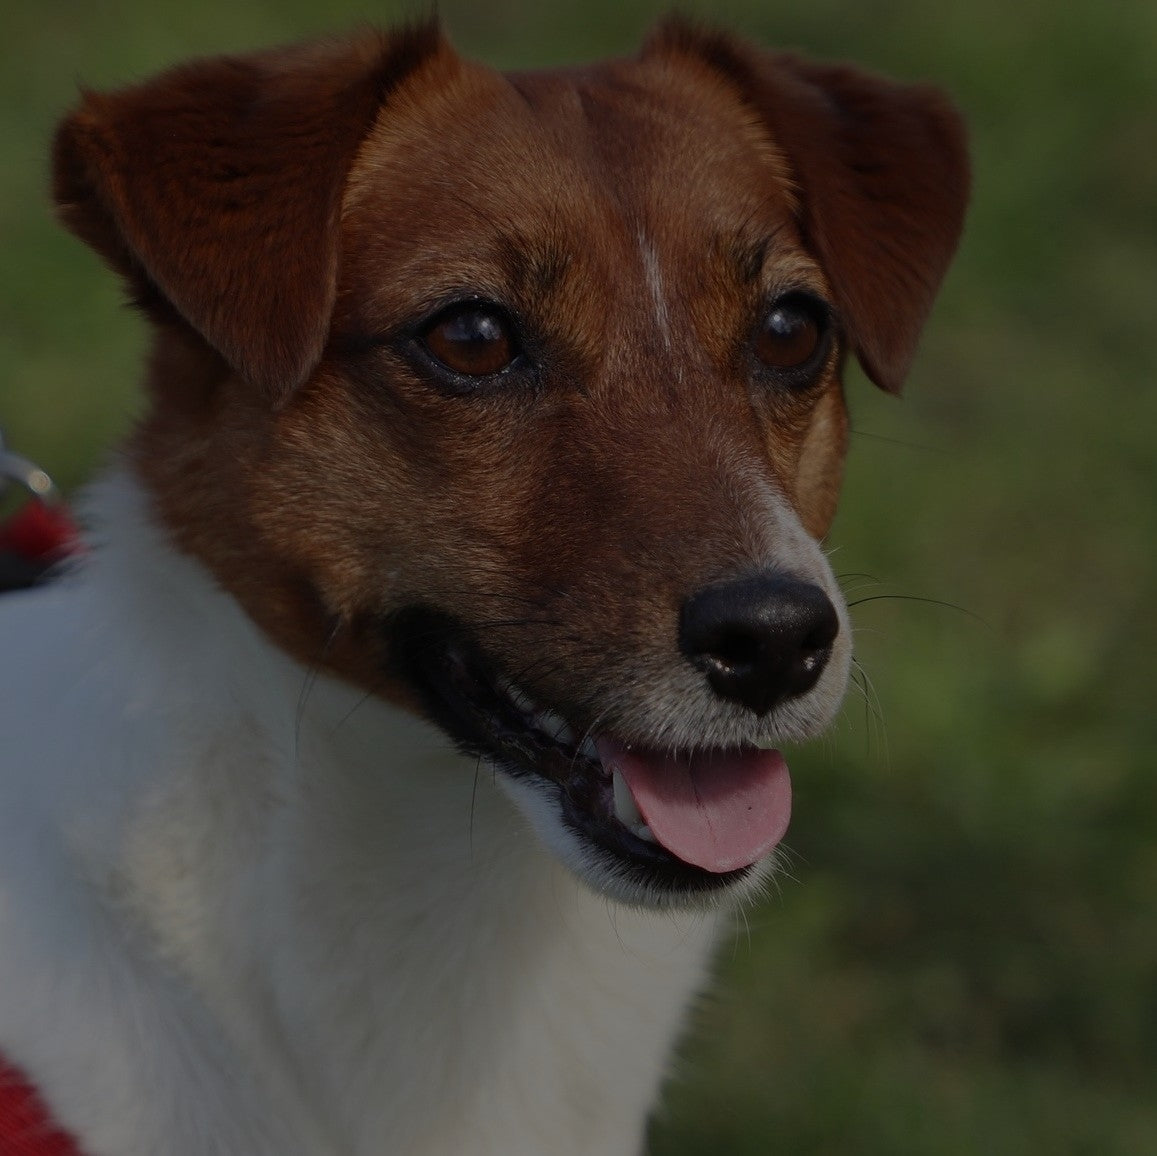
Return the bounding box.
[387,607,792,895]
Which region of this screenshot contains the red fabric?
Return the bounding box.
[0,502,81,564]
[0,1057,85,1155]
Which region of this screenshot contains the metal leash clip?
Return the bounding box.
[0,427,60,504]
[0,427,79,592]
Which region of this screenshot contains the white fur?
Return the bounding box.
[638,230,673,353]
[0,471,720,1156]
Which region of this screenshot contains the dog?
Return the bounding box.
[0,19,968,1156]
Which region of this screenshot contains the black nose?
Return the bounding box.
[678,574,840,716]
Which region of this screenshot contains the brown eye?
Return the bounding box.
[421,304,516,377]
[755,296,825,370]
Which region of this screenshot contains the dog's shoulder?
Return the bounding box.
[0,474,345,1155]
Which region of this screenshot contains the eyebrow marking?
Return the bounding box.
[721,220,785,285]
[735,237,770,285]
[496,231,571,299]
[718,224,832,303]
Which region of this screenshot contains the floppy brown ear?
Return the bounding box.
[651,23,970,393]
[52,23,445,401]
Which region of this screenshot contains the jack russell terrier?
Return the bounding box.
[0,18,968,1156]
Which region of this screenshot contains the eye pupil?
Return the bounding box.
[422,305,515,377]
[756,298,824,371]
[769,309,798,339]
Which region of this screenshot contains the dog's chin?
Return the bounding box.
[494,772,779,910]
[386,606,787,910]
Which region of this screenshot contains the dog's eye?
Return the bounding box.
[420,304,517,377]
[755,295,827,371]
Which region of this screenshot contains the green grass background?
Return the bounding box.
[3,0,1156,1151]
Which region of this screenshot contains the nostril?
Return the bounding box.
[679,574,839,716]
[703,626,763,675]
[801,612,840,654]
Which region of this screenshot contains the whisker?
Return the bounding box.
[331,684,381,735]
[848,592,989,630]
[850,656,889,767]
[469,755,482,860]
[848,428,945,454]
[568,707,612,780]
[847,666,875,756]
[834,571,881,586]
[839,580,884,600]
[295,616,343,758]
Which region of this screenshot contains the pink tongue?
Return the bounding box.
[596,739,792,874]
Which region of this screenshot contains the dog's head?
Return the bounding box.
[53,21,968,906]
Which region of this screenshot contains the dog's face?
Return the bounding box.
[54,22,967,906]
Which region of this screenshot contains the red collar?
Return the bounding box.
[0,1056,85,1156]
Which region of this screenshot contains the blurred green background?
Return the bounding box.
[3,0,1155,1152]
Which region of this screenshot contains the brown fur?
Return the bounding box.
[51,22,968,728]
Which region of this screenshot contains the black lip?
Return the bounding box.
[385,606,752,894]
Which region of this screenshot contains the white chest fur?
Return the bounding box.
[0,474,720,1156]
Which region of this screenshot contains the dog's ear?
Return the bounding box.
[650,22,969,393]
[53,23,446,402]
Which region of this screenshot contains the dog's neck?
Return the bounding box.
[40,469,720,1155]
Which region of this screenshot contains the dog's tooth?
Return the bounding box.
[633,823,657,844]
[502,680,538,717]
[579,736,600,763]
[535,709,575,746]
[612,769,643,829]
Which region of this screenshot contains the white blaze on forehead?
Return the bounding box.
[638,230,673,351]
